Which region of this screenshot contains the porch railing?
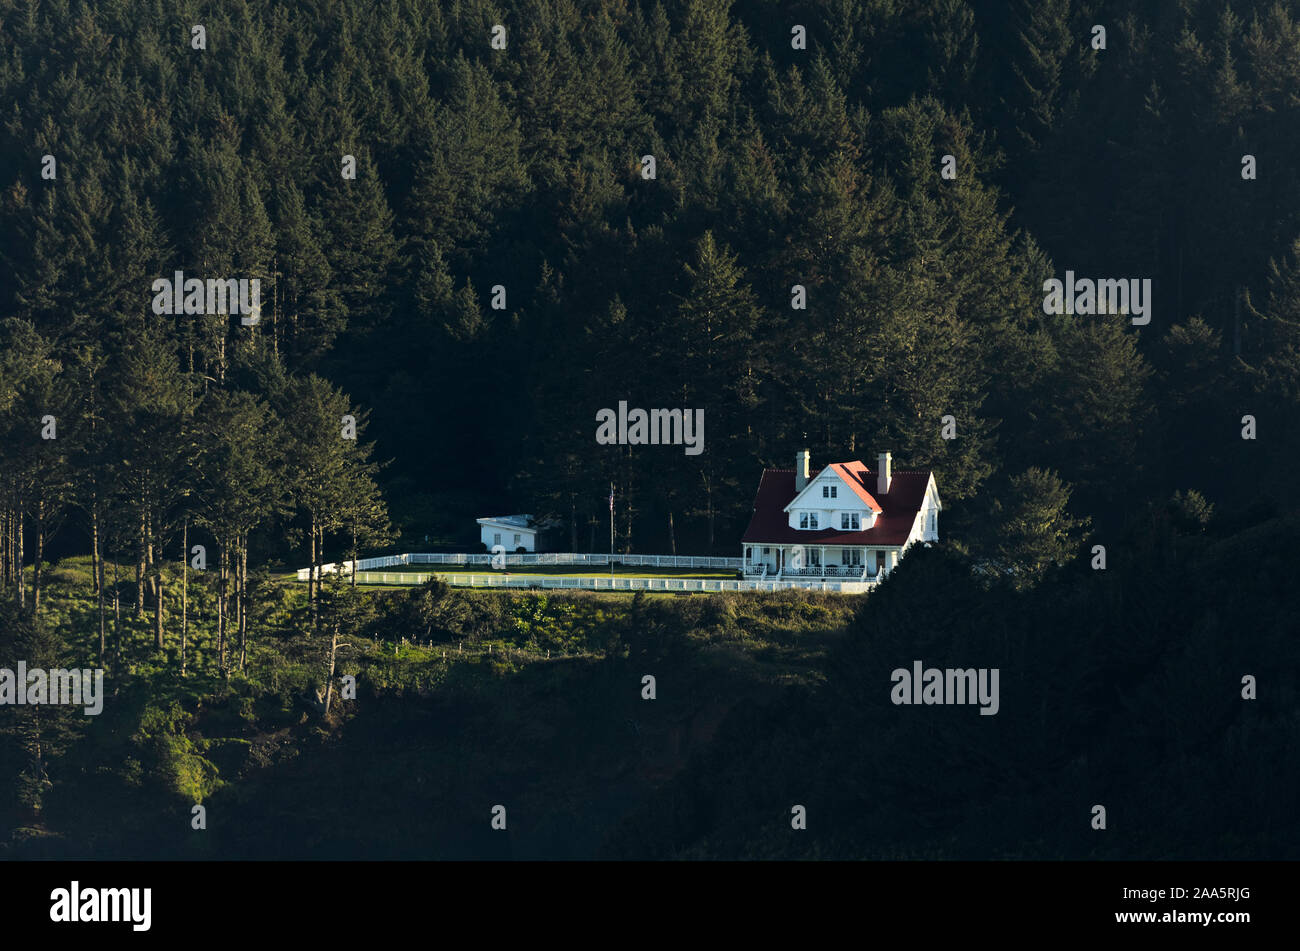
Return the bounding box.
[781,564,865,578]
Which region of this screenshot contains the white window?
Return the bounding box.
[808,513,819,529]
[842,549,862,565]
[799,512,809,528]
[928,511,937,533]
[493,532,501,545]
[822,485,837,499]
[513,533,521,545]
[840,513,860,530]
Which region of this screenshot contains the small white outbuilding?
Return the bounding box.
[477,515,540,553]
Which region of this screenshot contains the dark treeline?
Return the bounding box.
[3,1,1300,862]
[3,0,1299,578]
[603,516,1300,859]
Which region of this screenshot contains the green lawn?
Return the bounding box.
[352,563,740,582]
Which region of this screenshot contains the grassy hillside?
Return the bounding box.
[1,557,856,859]
[8,505,1297,860]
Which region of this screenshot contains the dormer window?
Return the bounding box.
[799,512,809,528]
[840,513,860,530]
[822,485,837,499]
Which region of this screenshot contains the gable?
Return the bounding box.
[925,475,942,511]
[783,461,883,514]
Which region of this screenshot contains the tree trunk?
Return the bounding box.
[112,551,120,626]
[239,538,248,671]
[16,498,24,610]
[217,543,227,673]
[310,519,320,634]
[112,554,122,668]
[232,535,241,641]
[97,546,107,665]
[705,464,715,554]
[308,515,317,606]
[146,509,157,603]
[181,520,188,677]
[323,623,341,716]
[91,495,100,596]
[135,506,145,617]
[569,495,577,551]
[153,563,165,652]
[32,498,43,617]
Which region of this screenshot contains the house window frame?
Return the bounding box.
[493,532,501,545]
[809,513,819,529]
[799,512,809,529]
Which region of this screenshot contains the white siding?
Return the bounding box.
[785,470,876,532]
[479,524,538,552]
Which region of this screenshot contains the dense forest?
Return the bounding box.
[1,0,1298,859]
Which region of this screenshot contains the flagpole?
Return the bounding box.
[609,481,614,580]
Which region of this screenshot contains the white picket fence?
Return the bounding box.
[297,551,745,581]
[345,571,875,594]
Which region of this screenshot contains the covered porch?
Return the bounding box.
[741,544,897,580]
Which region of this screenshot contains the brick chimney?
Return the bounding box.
[877,451,892,495]
[795,449,810,492]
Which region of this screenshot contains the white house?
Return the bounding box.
[477,515,542,553]
[740,450,941,580]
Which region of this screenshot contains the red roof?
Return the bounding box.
[741,463,934,548]
[826,461,884,512]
